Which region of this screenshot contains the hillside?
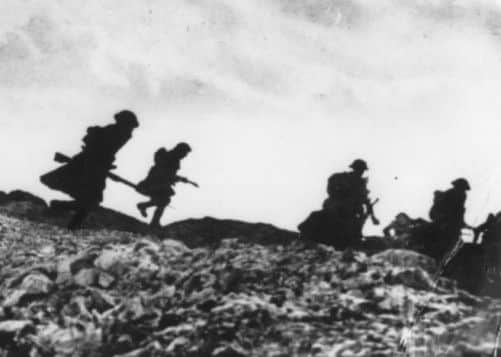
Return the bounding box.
[1,212,501,356]
[0,190,296,248]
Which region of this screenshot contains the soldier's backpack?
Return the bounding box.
[327,172,353,199]
[429,190,446,222]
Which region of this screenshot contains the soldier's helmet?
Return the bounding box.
[451,178,470,191]
[174,142,192,154]
[114,110,139,128]
[154,148,169,163]
[350,159,368,171]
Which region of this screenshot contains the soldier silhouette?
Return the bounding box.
[322,159,379,246]
[474,211,501,276]
[299,159,378,249]
[41,110,139,229]
[136,142,198,228]
[383,212,430,251]
[426,178,471,259]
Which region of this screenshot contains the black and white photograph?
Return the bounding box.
[1,0,501,356]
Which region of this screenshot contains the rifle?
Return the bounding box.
[366,198,380,225]
[176,176,200,188]
[53,152,139,190]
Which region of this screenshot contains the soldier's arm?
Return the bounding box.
[383,222,394,237]
[475,214,494,232]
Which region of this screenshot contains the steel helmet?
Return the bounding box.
[114,110,139,128]
[451,178,470,191]
[349,159,368,171]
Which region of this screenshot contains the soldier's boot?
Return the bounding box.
[150,205,166,228]
[137,202,151,218]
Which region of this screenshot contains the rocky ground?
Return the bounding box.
[1,213,501,357]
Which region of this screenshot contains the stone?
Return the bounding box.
[98,272,115,288]
[3,289,27,307]
[56,257,73,285]
[212,343,249,357]
[370,249,437,275]
[74,268,99,287]
[94,249,129,275]
[133,238,161,253]
[162,239,190,255]
[166,336,190,353]
[385,267,435,291]
[20,273,53,295]
[0,320,33,334]
[39,245,56,257]
[69,249,99,274]
[0,320,34,341]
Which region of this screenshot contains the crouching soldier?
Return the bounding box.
[474,211,501,277]
[136,142,198,227]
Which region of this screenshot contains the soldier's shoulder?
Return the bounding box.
[329,171,351,179]
[86,125,101,133]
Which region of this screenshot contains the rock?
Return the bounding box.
[74,268,99,287]
[0,320,34,345]
[436,277,457,292]
[68,249,99,274]
[36,322,101,357]
[0,320,33,335]
[0,210,497,356]
[98,272,115,288]
[162,239,191,255]
[4,263,56,289]
[20,273,53,295]
[56,257,73,284]
[370,249,437,275]
[115,341,164,357]
[3,290,27,307]
[39,245,56,257]
[120,297,146,321]
[94,248,129,275]
[385,267,435,290]
[88,288,117,311]
[136,257,160,275]
[133,238,161,253]
[212,343,249,357]
[373,285,410,312]
[167,336,190,353]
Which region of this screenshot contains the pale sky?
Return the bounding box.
[1,0,501,232]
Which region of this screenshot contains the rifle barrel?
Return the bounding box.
[54,152,138,190]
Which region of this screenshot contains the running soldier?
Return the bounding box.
[41,110,139,229]
[136,142,198,227]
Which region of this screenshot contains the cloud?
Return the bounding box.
[2,0,501,229]
[1,0,500,115]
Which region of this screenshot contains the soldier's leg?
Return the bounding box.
[137,200,155,217]
[150,197,171,228]
[150,204,166,228]
[67,192,99,230]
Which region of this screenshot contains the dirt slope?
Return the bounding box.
[1,214,500,356]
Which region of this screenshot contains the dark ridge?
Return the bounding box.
[161,216,298,248]
[0,190,298,248]
[0,190,48,208]
[0,190,149,234]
